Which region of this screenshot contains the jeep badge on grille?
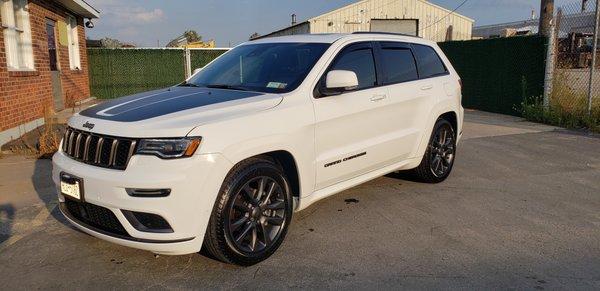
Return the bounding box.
[82,121,95,130]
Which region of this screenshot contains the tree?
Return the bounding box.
[100,37,122,48]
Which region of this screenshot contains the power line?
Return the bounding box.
[419,0,469,32]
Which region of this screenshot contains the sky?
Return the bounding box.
[85,0,579,47]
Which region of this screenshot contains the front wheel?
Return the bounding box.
[203,157,293,265]
[411,118,456,183]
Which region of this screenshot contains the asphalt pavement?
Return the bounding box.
[1,110,599,290]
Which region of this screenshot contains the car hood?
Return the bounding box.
[69,87,283,137]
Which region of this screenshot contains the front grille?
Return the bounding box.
[62,127,137,170]
[63,199,129,236]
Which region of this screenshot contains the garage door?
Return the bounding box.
[370,19,418,36]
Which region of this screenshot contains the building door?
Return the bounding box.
[46,19,64,111]
[370,19,419,36]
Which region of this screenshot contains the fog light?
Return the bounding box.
[122,210,173,233]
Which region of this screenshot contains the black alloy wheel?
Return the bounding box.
[226,176,287,254]
[429,122,455,178]
[411,118,456,183]
[203,157,293,265]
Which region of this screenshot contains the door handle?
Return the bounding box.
[421,85,433,91]
[370,95,386,102]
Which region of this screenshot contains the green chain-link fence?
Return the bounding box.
[88,48,228,99]
[190,49,228,71]
[439,35,547,116]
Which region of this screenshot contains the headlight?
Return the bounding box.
[136,137,201,159]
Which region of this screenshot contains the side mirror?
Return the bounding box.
[324,70,359,95]
[192,67,204,75]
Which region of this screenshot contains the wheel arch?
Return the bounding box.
[439,111,458,136]
[225,150,301,200]
[414,108,461,159]
[258,150,300,199]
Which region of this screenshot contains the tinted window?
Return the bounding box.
[380,48,418,84]
[412,44,447,78]
[186,43,329,93]
[330,48,377,89]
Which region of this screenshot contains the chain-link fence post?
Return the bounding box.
[543,17,557,109]
[184,47,192,79]
[588,0,600,115]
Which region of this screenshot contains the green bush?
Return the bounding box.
[520,97,600,133]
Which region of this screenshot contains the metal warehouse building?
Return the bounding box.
[258,0,474,42]
[473,11,598,39]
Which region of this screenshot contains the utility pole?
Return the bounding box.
[587,0,599,115]
[539,0,554,37]
[541,0,556,109]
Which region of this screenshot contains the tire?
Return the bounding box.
[411,118,457,183]
[203,157,293,265]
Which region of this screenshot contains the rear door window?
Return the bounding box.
[378,42,418,84]
[412,44,448,79]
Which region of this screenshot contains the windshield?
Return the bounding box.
[185,43,330,93]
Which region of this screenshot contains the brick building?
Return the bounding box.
[0,0,98,145]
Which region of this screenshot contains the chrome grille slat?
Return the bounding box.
[67,131,75,155]
[108,140,118,166]
[95,137,104,164]
[74,133,83,158]
[83,135,92,161]
[62,129,70,152]
[127,141,137,162]
[71,132,79,156]
[63,127,136,170]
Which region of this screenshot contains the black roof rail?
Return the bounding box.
[352,31,421,38]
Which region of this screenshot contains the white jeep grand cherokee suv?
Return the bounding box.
[53,33,463,265]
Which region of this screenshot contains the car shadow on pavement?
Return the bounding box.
[0,204,15,244]
[32,158,69,227]
[385,170,422,182]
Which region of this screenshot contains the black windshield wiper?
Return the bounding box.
[178,81,201,87]
[205,84,248,91]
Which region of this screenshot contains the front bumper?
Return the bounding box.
[52,150,232,255]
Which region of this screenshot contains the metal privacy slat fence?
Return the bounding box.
[439,35,547,116]
[87,48,229,99]
[87,40,547,118]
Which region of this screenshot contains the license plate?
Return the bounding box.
[60,173,83,201]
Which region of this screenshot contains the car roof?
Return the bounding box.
[247,33,436,46]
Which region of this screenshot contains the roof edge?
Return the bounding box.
[57,0,100,18]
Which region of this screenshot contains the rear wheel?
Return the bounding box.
[203,157,293,265]
[411,118,456,183]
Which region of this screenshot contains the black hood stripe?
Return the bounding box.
[81,87,265,122]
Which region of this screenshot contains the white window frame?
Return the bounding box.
[66,14,81,70]
[1,0,34,70]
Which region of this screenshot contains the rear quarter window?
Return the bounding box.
[412,44,448,79]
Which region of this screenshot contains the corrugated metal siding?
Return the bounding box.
[263,22,311,38]
[305,0,472,41]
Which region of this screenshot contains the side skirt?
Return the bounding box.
[295,156,422,211]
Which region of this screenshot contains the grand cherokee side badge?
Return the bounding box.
[82,121,95,130]
[324,152,367,168]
